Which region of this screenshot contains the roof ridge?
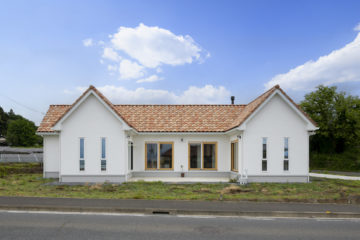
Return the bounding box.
[113,104,247,106]
[246,85,279,106]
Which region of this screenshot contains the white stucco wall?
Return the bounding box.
[242,94,309,176]
[59,94,126,177]
[131,134,231,172]
[43,135,60,177]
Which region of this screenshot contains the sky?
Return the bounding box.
[1,0,360,125]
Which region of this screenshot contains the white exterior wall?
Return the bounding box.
[59,94,126,179]
[43,135,60,178]
[131,134,231,173]
[242,94,309,177]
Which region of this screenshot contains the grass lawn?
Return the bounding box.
[1,163,360,203]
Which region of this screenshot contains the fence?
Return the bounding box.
[0,147,43,163]
[0,153,43,163]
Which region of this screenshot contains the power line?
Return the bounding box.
[0,93,45,115]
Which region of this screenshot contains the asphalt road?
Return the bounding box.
[0,211,359,240]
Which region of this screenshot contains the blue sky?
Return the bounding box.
[1,0,360,125]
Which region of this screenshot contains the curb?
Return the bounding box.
[0,205,360,219]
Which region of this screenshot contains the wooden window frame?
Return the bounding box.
[145,142,174,170]
[231,140,238,172]
[188,142,218,171]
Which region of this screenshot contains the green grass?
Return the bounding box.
[1,163,360,203]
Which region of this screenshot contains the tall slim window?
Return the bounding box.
[231,141,238,171]
[284,137,289,171]
[128,142,133,170]
[79,138,85,171]
[101,138,106,171]
[262,138,267,171]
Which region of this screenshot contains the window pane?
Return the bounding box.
[284,137,289,159]
[262,138,267,159]
[80,138,84,159]
[203,144,216,169]
[232,142,238,171]
[101,160,106,171]
[128,142,133,170]
[146,143,157,168]
[160,143,172,169]
[190,144,201,169]
[262,160,267,171]
[284,160,289,171]
[101,138,106,159]
[80,159,85,171]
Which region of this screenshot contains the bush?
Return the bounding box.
[310,149,360,172]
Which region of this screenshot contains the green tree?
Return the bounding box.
[6,119,38,146]
[300,85,360,153]
[0,107,8,136]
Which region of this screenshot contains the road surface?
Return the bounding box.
[0,210,359,240]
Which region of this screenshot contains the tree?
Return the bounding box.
[300,85,360,153]
[0,107,8,136]
[6,119,38,146]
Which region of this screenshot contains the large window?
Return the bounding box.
[101,138,106,171]
[284,137,289,171]
[79,138,85,171]
[262,138,267,171]
[231,141,238,171]
[188,142,217,170]
[145,142,173,170]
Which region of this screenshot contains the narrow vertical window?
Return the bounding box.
[128,142,133,170]
[262,138,267,171]
[231,141,238,171]
[80,138,85,171]
[101,138,106,171]
[284,137,289,171]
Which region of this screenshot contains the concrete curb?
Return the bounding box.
[1,205,360,219]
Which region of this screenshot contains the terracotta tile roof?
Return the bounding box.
[37,105,71,132]
[37,85,317,133]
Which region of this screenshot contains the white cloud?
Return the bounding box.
[107,64,118,71]
[83,38,93,47]
[119,59,145,79]
[265,33,360,91]
[110,23,207,68]
[102,47,122,62]
[136,75,162,83]
[354,23,360,32]
[69,85,230,104]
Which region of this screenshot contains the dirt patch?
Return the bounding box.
[221,185,253,194]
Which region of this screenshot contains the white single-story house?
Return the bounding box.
[37,85,318,183]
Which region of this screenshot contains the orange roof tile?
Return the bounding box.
[37,85,316,133]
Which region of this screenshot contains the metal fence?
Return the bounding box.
[0,153,43,163]
[0,146,43,163]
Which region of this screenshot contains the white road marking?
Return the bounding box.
[0,209,359,222]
